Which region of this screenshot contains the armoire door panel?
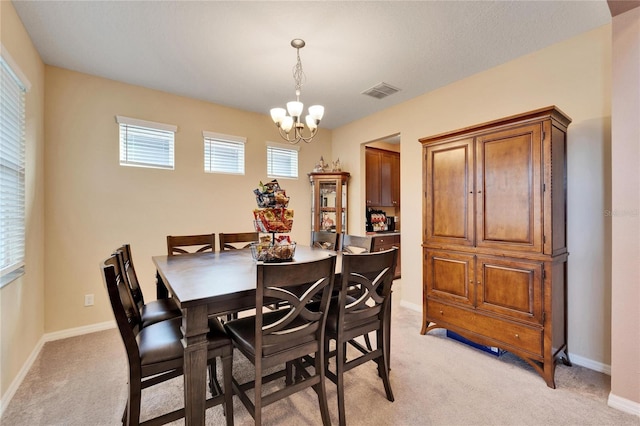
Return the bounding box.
[476,124,543,253]
[425,138,474,246]
[425,249,474,306]
[476,256,543,324]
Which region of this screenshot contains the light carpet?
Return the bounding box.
[2,291,638,426]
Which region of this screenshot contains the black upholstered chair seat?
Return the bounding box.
[139,298,181,328]
[137,317,184,366]
[322,295,380,336]
[224,309,316,358]
[138,317,230,367]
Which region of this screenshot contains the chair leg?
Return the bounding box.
[127,377,142,426]
[377,328,394,402]
[364,332,373,351]
[254,363,262,426]
[221,353,234,426]
[208,358,224,397]
[336,339,347,426]
[313,348,331,426]
[285,361,294,385]
[324,337,331,372]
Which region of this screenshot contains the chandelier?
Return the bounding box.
[270,39,324,144]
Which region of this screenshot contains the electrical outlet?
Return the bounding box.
[84,294,94,306]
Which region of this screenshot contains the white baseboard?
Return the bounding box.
[42,320,115,343]
[400,299,422,312]
[608,392,640,417]
[0,335,45,416]
[0,320,115,416]
[568,353,612,375]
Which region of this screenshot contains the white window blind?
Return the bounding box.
[203,131,245,175]
[267,142,299,179]
[1,47,30,287]
[116,116,176,169]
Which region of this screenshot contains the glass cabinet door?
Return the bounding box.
[309,172,349,234]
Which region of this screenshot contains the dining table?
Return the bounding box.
[152,245,341,425]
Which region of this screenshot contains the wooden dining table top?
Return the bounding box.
[152,245,341,311]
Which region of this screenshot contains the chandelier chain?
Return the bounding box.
[292,49,306,99]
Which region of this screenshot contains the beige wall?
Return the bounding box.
[0,0,46,401]
[333,25,615,372]
[43,66,333,332]
[610,6,640,409]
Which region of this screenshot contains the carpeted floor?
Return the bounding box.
[2,284,639,425]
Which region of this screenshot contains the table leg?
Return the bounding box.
[181,305,210,425]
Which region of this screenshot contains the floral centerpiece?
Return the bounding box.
[251,180,296,261]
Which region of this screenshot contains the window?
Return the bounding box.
[116,116,176,169]
[266,142,299,179]
[203,131,245,175]
[1,47,30,287]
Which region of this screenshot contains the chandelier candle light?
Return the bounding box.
[270,39,324,144]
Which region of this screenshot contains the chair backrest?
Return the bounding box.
[219,232,259,251]
[256,255,337,361]
[341,234,373,254]
[167,233,216,255]
[338,248,398,332]
[114,243,145,310]
[311,231,340,251]
[101,254,142,363]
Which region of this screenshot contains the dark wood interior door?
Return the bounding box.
[365,148,381,206]
[390,151,400,207]
[380,151,393,206]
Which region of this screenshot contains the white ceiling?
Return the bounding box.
[12,1,611,130]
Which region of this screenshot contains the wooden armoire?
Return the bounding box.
[419,106,571,388]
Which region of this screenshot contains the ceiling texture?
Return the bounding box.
[12,1,612,130]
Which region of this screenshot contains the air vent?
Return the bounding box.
[361,82,401,99]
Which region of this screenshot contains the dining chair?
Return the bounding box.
[311,230,340,251]
[341,234,373,254]
[223,255,337,426]
[163,232,216,298]
[219,232,259,251]
[166,233,241,321]
[167,233,216,255]
[338,234,375,350]
[101,253,234,426]
[115,244,181,328]
[323,247,398,426]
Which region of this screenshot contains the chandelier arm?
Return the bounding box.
[275,125,318,145]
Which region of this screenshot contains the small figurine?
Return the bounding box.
[321,213,334,230]
[332,158,341,172]
[314,156,328,172]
